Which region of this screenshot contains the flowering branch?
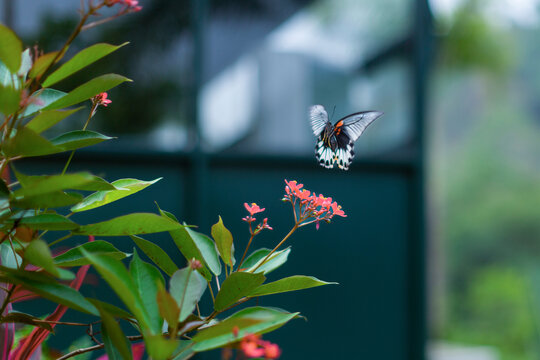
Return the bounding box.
[250,180,346,273]
[237,203,273,270]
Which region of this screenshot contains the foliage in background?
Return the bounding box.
[434,1,540,358]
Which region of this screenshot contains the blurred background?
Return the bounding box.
[2,0,540,359]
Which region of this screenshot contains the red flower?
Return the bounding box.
[244,202,265,216]
[261,218,273,230]
[189,258,202,270]
[263,342,281,359]
[297,189,311,202]
[284,180,303,197]
[93,92,112,107]
[331,202,346,217]
[239,334,281,359]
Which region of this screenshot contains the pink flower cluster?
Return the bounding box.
[242,203,273,234]
[240,333,281,359]
[104,0,142,12]
[284,179,346,229]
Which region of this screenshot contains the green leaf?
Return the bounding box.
[18,213,78,230]
[75,213,185,236]
[88,299,134,320]
[50,130,114,151]
[25,239,61,277]
[0,24,22,73]
[0,243,22,269]
[12,172,116,198]
[172,226,221,278]
[130,249,164,334]
[214,272,265,312]
[169,266,207,322]
[28,51,59,79]
[1,311,53,332]
[99,305,132,360]
[0,59,17,88]
[248,275,337,297]
[43,74,131,110]
[192,307,299,351]
[185,228,221,277]
[18,49,32,78]
[43,42,129,87]
[2,127,61,157]
[54,240,128,267]
[72,178,162,213]
[0,179,8,197]
[144,334,179,360]
[164,221,212,280]
[243,248,291,274]
[170,340,195,360]
[26,107,83,134]
[130,235,178,276]
[0,85,20,115]
[211,216,234,267]
[21,89,66,117]
[11,191,84,209]
[156,282,179,331]
[0,266,98,315]
[80,249,151,331]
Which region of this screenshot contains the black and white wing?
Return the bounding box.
[315,140,335,169]
[339,111,384,142]
[309,105,329,137]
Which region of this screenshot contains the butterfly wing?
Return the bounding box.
[315,137,336,169]
[337,111,384,142]
[309,105,330,137]
[329,111,383,170]
[332,135,355,170]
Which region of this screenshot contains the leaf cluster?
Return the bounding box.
[0,22,336,360]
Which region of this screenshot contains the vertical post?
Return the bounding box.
[409,0,433,359]
[188,0,210,230]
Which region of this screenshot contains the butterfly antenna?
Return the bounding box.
[330,105,336,122]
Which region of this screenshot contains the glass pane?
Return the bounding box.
[200,0,413,154]
[5,0,413,155]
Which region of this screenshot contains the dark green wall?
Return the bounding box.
[18,152,419,359]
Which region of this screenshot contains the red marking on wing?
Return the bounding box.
[334,120,344,135]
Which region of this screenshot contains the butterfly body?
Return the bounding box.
[310,105,383,170]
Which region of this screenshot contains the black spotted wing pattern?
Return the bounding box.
[309,105,383,170]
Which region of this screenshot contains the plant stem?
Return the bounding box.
[207,281,215,303]
[48,233,73,247]
[237,233,255,270]
[55,335,143,360]
[0,284,16,320]
[34,319,88,326]
[61,102,97,175]
[0,258,25,320]
[250,223,298,273]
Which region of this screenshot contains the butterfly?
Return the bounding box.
[309,105,383,170]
